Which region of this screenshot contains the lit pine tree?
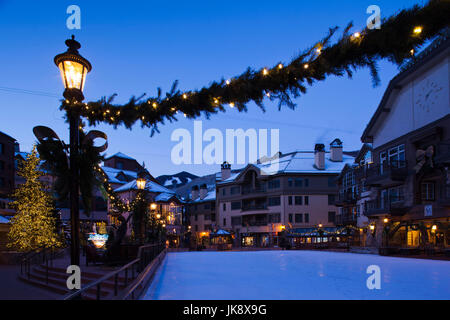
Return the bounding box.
[7,146,62,252]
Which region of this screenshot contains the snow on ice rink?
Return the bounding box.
[142,250,450,300]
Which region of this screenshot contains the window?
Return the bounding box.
[205,214,211,221]
[205,224,211,231]
[230,186,240,194]
[194,214,198,221]
[295,214,303,223]
[328,195,335,205]
[343,171,355,188]
[222,188,226,196]
[204,203,210,210]
[288,214,293,223]
[223,218,226,226]
[268,179,280,189]
[116,161,123,169]
[304,213,309,223]
[328,211,336,223]
[294,179,303,187]
[268,213,281,223]
[295,196,302,205]
[0,161,4,171]
[304,196,309,205]
[231,201,241,210]
[388,187,404,202]
[195,225,198,231]
[211,214,216,221]
[223,203,226,211]
[0,143,3,154]
[288,178,293,187]
[231,216,242,226]
[388,144,405,167]
[305,179,309,187]
[268,197,281,206]
[288,196,293,205]
[421,183,435,201]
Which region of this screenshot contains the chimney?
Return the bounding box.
[199,184,208,200]
[330,138,343,162]
[221,161,231,181]
[191,185,199,200]
[314,144,325,170]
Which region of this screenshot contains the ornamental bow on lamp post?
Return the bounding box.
[54,35,92,266]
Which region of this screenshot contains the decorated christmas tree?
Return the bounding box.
[7,146,62,252]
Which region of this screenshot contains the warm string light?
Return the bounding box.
[71,13,438,129]
[413,26,423,35]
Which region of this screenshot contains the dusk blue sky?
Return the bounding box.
[0,0,423,177]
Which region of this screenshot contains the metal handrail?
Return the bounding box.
[20,245,61,283]
[64,242,164,300]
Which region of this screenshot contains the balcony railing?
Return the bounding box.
[242,220,268,227]
[438,184,450,207]
[335,191,357,206]
[435,142,450,165]
[241,186,267,195]
[336,213,357,225]
[365,160,408,186]
[365,195,407,216]
[241,204,268,211]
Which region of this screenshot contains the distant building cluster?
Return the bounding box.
[1,34,449,253]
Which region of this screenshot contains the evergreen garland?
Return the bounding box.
[60,0,450,135]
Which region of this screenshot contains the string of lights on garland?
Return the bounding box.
[61,0,450,136]
[93,164,132,213]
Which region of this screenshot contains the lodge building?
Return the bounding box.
[215,141,356,247]
[336,33,450,252]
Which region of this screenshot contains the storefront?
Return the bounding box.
[240,232,274,247]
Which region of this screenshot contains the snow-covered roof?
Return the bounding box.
[106,152,135,161]
[155,192,178,202]
[0,216,11,224]
[114,179,175,194]
[217,151,355,184]
[102,166,138,184]
[194,189,216,203]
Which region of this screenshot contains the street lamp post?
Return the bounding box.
[54,35,92,266]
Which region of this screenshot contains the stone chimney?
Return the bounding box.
[314,144,325,170]
[191,185,199,200]
[199,184,208,200]
[330,138,343,162]
[221,161,231,181]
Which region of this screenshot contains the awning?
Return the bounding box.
[286,227,338,237]
[211,229,231,236]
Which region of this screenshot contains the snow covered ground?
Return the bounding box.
[142,250,450,300]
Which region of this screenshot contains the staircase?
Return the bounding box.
[18,264,128,300]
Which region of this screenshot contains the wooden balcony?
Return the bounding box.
[365,196,408,217]
[336,213,357,226]
[365,161,408,186]
[438,184,450,207]
[435,142,450,166]
[335,191,357,207]
[241,204,268,212]
[241,186,267,195]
